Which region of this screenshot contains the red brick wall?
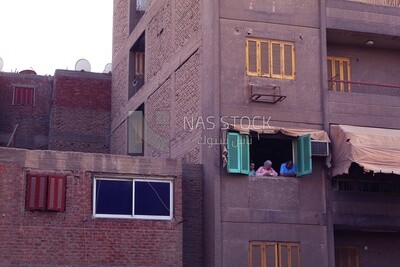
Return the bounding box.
[49,70,111,153]
[0,72,53,149]
[0,147,182,267]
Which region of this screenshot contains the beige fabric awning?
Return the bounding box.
[331,125,400,176]
[229,124,330,142]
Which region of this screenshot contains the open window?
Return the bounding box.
[129,32,145,98]
[226,132,312,177]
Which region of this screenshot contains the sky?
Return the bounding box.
[0,0,113,75]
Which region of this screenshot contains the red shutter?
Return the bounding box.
[26,175,47,210]
[47,176,66,211]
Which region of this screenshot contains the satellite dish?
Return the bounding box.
[75,58,91,72]
[0,57,3,71]
[103,63,112,73]
[103,63,111,73]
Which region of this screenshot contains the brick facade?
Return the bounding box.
[48,70,111,153]
[0,72,53,149]
[0,70,111,153]
[0,147,182,267]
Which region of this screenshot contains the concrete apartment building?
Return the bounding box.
[113,0,400,267]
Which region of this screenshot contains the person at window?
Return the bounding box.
[256,160,278,177]
[280,160,296,177]
[249,162,256,177]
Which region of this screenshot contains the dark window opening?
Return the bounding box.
[129,0,146,34]
[128,104,144,155]
[332,162,400,193]
[250,134,293,174]
[134,181,171,216]
[95,180,133,215]
[129,32,145,99]
[93,178,173,219]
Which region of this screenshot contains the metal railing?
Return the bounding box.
[332,179,400,193]
[328,78,400,96]
[345,0,400,7]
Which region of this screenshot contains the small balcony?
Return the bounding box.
[328,78,400,96]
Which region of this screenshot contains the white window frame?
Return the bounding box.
[93,177,173,220]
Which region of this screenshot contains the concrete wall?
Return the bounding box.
[221,158,330,266]
[0,147,182,267]
[0,72,53,149]
[326,0,400,37]
[219,0,323,129]
[49,70,111,153]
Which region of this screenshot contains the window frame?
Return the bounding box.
[327,56,351,92]
[226,132,312,177]
[249,241,301,267]
[92,177,174,220]
[246,38,296,80]
[335,247,360,267]
[12,85,35,106]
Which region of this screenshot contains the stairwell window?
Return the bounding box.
[249,241,301,267]
[128,104,144,155]
[246,38,295,80]
[327,56,351,92]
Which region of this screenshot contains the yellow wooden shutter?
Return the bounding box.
[283,44,294,79]
[271,42,282,77]
[335,247,359,267]
[249,242,263,267]
[247,39,258,76]
[135,52,145,76]
[260,41,270,77]
[265,243,278,267]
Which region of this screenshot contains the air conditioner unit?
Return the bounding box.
[136,0,147,11]
[311,140,330,156]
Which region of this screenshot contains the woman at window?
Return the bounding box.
[255,160,278,177]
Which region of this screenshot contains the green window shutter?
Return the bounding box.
[296,134,312,177]
[227,132,241,173]
[240,135,250,175]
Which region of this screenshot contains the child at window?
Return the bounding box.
[249,162,256,177]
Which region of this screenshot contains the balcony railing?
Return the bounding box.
[346,0,400,7]
[328,78,400,96]
[332,178,400,193]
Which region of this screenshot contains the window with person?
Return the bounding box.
[226,132,311,177]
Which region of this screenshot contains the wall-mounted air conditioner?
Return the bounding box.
[311,140,330,156]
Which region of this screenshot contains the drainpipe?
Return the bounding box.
[320,1,335,267]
